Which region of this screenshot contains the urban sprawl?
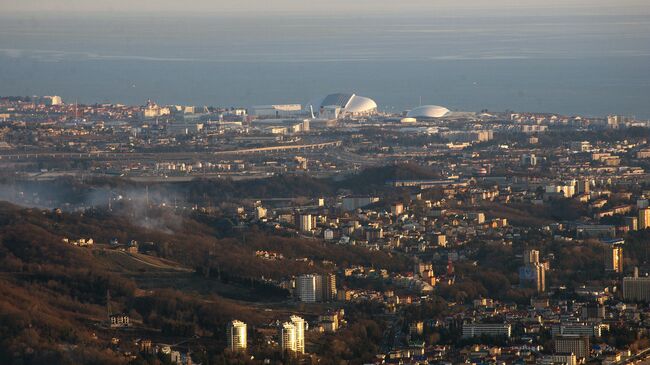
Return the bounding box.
[3,93,650,365]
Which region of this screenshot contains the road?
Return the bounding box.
[0,141,342,162]
[610,347,650,365]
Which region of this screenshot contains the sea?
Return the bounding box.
[0,12,649,118]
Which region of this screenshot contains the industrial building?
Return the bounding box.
[250,104,304,119]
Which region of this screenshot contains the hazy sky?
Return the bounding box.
[2,0,650,117]
[3,0,649,15]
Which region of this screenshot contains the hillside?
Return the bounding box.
[0,202,409,364]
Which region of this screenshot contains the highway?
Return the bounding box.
[0,140,342,162]
[610,347,650,365]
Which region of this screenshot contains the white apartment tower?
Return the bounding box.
[291,315,305,354]
[281,316,305,355]
[227,320,247,352]
[281,322,297,353]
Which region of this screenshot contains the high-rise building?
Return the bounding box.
[468,212,485,224]
[296,274,336,302]
[553,335,590,359]
[520,262,546,293]
[321,273,337,301]
[297,214,315,232]
[534,263,546,293]
[227,320,247,352]
[624,216,638,231]
[639,208,650,230]
[521,249,545,292]
[281,322,297,353]
[281,316,305,355]
[291,315,305,354]
[409,321,424,337]
[296,275,317,302]
[581,304,606,321]
[604,245,623,273]
[576,180,590,195]
[524,249,540,264]
[521,153,537,167]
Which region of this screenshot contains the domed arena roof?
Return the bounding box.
[306,93,377,117]
[406,105,450,119]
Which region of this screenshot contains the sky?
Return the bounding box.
[1,0,649,117]
[2,0,649,16]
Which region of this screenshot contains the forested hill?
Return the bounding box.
[0,202,410,364]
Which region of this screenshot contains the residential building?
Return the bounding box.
[604,244,623,273]
[297,214,314,232]
[296,274,318,303]
[281,322,297,354]
[291,315,305,354]
[342,196,380,211]
[553,335,590,359]
[551,323,604,338]
[520,262,546,293]
[227,320,247,352]
[540,354,577,365]
[524,248,540,264]
[462,323,512,338]
[109,313,130,328]
[623,271,650,302]
[639,208,650,230]
[296,274,336,302]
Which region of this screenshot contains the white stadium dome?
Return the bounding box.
[406,105,450,119]
[306,93,377,118]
